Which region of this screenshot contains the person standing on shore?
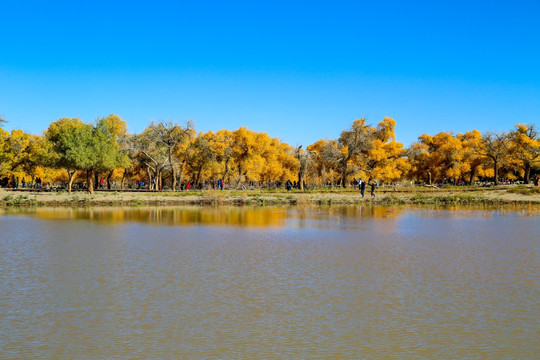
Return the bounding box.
[370,181,376,198]
[286,180,292,191]
[360,180,366,198]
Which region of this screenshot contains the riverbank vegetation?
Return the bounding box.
[2,185,539,208]
[0,115,538,195]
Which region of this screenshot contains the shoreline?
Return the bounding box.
[1,186,539,208]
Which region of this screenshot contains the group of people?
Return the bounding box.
[355,178,376,198]
[135,178,226,191]
[285,179,307,191]
[1,176,44,189]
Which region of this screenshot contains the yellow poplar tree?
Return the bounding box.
[509,124,539,184]
[361,117,409,184]
[458,129,488,183]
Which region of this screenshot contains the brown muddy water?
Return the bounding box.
[0,206,538,359]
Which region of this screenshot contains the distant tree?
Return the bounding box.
[184,133,214,186]
[117,132,139,189]
[90,116,131,191]
[295,145,313,190]
[337,118,373,187]
[413,131,465,184]
[307,139,339,186]
[19,134,49,183]
[508,124,539,184]
[334,117,407,186]
[458,129,489,184]
[135,120,194,190]
[476,131,510,185]
[207,129,234,184]
[0,128,13,177]
[230,127,268,186]
[46,116,128,193]
[45,118,92,192]
[407,141,432,184]
[93,115,131,189]
[362,117,409,184]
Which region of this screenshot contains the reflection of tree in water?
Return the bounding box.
[17,205,407,228]
[30,207,290,227]
[314,205,404,219]
[12,205,537,229]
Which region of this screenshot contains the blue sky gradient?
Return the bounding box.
[1,0,538,146]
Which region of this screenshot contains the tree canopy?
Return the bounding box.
[1,114,538,190]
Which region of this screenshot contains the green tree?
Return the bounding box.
[93,115,131,189]
[46,116,129,193]
[45,118,93,192]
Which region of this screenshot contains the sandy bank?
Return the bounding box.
[1,186,539,208]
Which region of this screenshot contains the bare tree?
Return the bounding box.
[476,131,510,185]
[135,120,194,190]
[152,120,194,190]
[295,145,314,190]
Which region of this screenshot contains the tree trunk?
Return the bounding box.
[236,171,247,187]
[469,167,475,184]
[94,172,99,190]
[195,168,202,186]
[67,170,75,193]
[223,158,230,189]
[340,170,347,188]
[146,167,152,189]
[339,158,349,188]
[427,171,432,185]
[298,171,304,190]
[87,169,94,194]
[172,166,177,190]
[524,162,531,184]
[107,170,113,190]
[493,159,499,185]
[121,169,127,190]
[320,165,326,188]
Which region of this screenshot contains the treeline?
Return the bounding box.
[0,114,538,193]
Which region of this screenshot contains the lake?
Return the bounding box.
[0,206,538,359]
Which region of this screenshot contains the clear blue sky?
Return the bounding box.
[1,0,538,146]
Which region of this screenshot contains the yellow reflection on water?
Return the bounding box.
[0,204,537,227]
[8,207,290,227]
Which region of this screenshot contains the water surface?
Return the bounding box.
[1,206,538,359]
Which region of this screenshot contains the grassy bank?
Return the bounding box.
[1,185,540,208]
